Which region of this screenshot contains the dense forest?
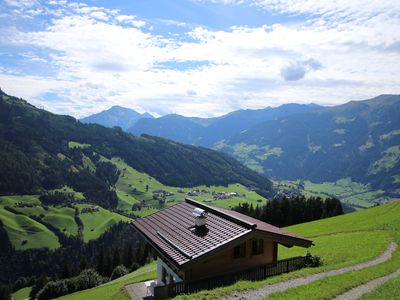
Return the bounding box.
[233,196,344,227]
[0,221,151,300]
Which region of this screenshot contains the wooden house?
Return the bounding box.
[132,198,313,297]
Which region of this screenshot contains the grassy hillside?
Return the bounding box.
[0,157,270,250]
[57,200,400,300]
[273,177,387,208]
[173,200,400,299]
[224,95,400,196]
[0,207,59,250]
[0,90,273,197]
[76,204,131,242]
[109,156,269,217]
[58,262,157,300]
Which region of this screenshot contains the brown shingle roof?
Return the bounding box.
[132,198,312,268]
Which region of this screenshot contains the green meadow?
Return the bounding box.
[109,156,269,217]
[0,156,270,250]
[57,200,400,300]
[76,204,131,242]
[274,177,386,208]
[174,200,400,299]
[58,262,157,300]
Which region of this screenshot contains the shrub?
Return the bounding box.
[110,265,128,280]
[304,252,322,267]
[130,262,140,272]
[36,269,105,300]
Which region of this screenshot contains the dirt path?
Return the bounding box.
[220,241,397,300]
[334,268,400,300]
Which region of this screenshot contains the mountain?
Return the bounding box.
[221,95,400,195]
[0,90,273,199]
[81,105,154,130]
[129,103,322,146]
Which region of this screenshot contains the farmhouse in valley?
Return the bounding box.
[132,198,313,298]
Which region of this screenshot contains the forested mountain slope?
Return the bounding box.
[221,95,400,194]
[0,90,273,200]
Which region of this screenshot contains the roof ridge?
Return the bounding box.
[185,198,257,229]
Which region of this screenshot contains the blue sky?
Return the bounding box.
[0,0,399,117]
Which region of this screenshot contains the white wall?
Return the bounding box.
[156,257,183,286]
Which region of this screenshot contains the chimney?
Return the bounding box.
[193,207,207,227]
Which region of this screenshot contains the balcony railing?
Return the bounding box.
[154,256,306,299]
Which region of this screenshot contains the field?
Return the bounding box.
[273,177,387,208]
[12,286,32,300]
[57,200,400,300]
[58,262,157,300]
[0,156,268,249]
[76,204,131,242]
[108,156,269,217]
[174,200,400,299]
[0,195,60,250]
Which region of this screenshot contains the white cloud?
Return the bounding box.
[0,1,399,118]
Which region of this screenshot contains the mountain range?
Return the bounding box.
[84,95,400,197]
[0,89,273,199]
[81,105,154,130]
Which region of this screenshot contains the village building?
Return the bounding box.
[132,198,313,298]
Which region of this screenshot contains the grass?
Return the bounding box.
[0,157,269,248]
[58,262,157,300]
[0,206,59,250]
[213,143,283,174]
[12,205,79,236]
[268,231,400,300]
[368,146,400,175]
[360,273,400,300]
[108,156,269,217]
[173,200,400,299]
[274,177,386,208]
[76,204,131,242]
[12,286,32,300]
[68,141,91,149]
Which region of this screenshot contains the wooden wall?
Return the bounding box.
[183,238,276,281]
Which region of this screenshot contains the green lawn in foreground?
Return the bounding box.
[58,262,157,300]
[12,286,32,300]
[76,204,131,242]
[360,273,400,300]
[174,200,400,299]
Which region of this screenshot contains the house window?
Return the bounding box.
[233,242,246,258]
[252,239,264,255]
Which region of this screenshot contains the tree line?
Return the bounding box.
[233,195,343,227]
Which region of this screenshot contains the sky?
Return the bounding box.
[0,0,400,118]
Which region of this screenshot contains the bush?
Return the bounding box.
[110,265,128,280]
[304,252,322,267]
[36,269,105,300]
[130,262,140,272]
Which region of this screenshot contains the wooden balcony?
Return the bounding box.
[154,256,306,299]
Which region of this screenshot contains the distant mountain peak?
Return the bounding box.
[81,105,153,130]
